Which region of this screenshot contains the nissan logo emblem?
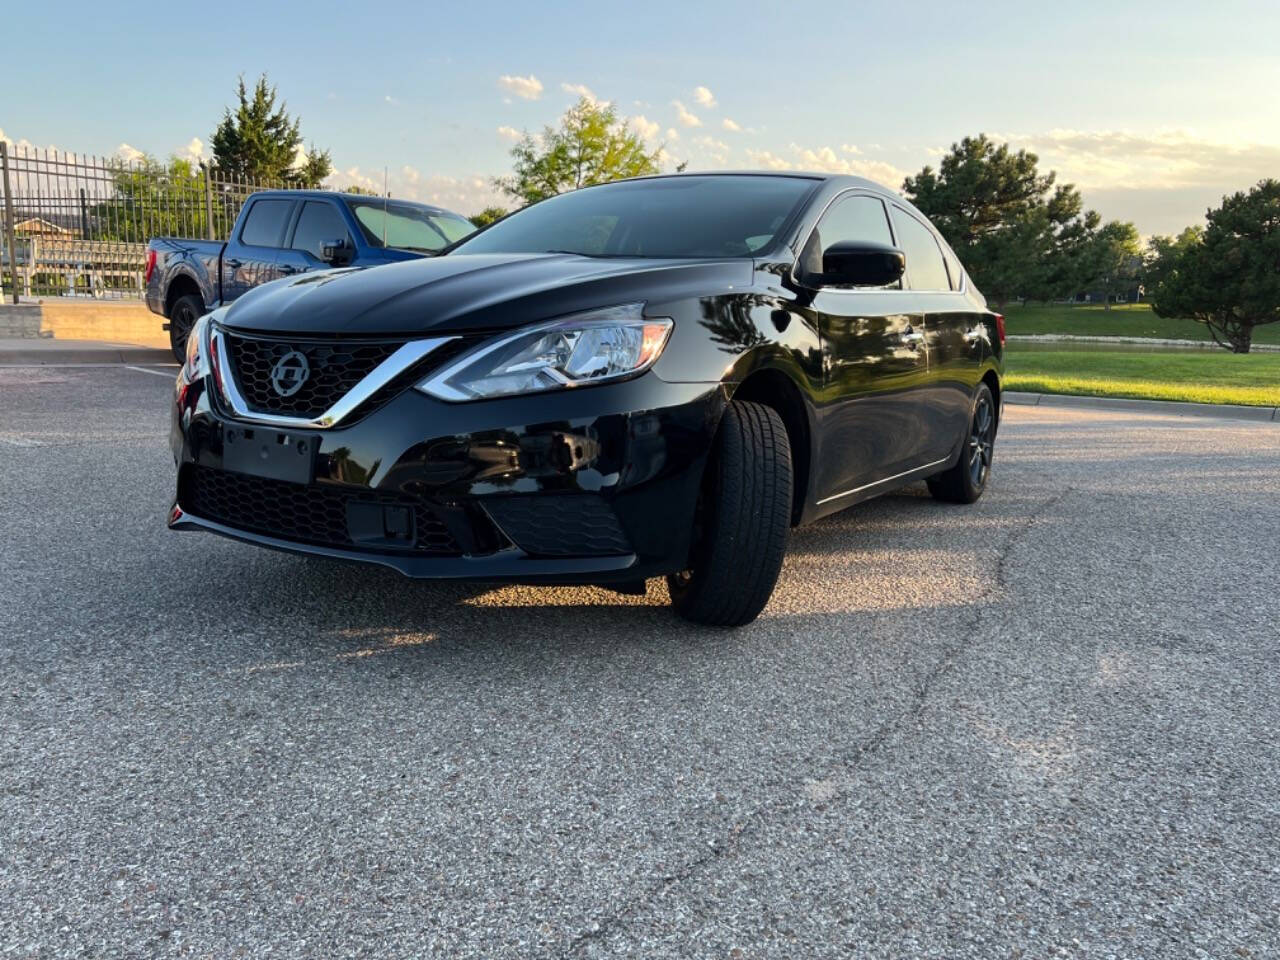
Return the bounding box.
[270,350,310,397]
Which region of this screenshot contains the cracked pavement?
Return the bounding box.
[1,366,1277,958]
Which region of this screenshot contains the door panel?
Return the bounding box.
[800,192,934,501]
[277,200,354,278]
[221,198,294,302]
[888,205,978,462]
[813,295,930,497]
[919,298,984,460]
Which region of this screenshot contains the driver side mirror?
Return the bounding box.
[320,238,351,265]
[816,241,906,288]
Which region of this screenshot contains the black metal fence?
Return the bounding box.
[0,142,322,302]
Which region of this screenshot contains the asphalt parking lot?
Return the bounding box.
[2,365,1277,959]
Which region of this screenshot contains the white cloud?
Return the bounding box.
[561,82,598,104]
[1,129,63,157]
[744,149,794,171]
[498,74,543,100]
[721,117,743,133]
[496,125,522,141]
[672,100,702,128]
[328,165,501,215]
[666,128,680,141]
[693,86,717,108]
[745,143,905,188]
[630,115,660,141]
[177,137,206,162]
[384,95,398,104]
[695,136,730,153]
[840,143,863,155]
[989,128,1280,192]
[115,142,144,163]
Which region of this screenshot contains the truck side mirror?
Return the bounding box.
[320,238,351,265]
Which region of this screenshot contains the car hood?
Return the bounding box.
[218,253,754,335]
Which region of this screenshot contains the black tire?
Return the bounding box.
[667,400,792,627]
[927,383,996,504]
[168,294,205,363]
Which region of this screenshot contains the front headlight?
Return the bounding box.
[182,315,211,381]
[416,303,672,402]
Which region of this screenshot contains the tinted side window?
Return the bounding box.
[292,201,351,259]
[799,194,895,281]
[890,207,950,291]
[239,199,293,247]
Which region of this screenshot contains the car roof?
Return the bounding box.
[597,170,907,201]
[249,189,462,217]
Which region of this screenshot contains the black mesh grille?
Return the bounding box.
[482,495,632,557]
[180,465,460,555]
[224,333,402,418]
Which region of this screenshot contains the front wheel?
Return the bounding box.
[927,383,996,504]
[167,294,205,363]
[667,400,792,627]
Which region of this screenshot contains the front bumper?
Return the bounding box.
[169,369,727,584]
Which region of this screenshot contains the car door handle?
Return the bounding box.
[224,258,242,270]
[900,328,925,346]
[278,265,298,275]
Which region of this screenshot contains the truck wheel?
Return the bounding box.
[927,383,996,504]
[168,294,204,363]
[667,400,792,627]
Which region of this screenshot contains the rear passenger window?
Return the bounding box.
[890,207,950,291]
[800,194,896,285]
[292,201,351,259]
[239,200,294,247]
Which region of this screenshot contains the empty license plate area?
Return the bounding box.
[222,426,317,485]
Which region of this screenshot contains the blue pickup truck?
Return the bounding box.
[145,190,475,360]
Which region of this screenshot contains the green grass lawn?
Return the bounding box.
[1005,346,1280,407]
[1001,302,1280,346]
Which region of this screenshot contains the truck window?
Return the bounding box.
[345,199,475,253]
[291,201,352,259]
[239,199,294,248]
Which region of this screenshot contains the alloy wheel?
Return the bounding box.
[967,395,994,487]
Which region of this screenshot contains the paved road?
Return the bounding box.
[2,366,1277,959]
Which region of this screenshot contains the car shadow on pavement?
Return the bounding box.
[141,481,1062,681]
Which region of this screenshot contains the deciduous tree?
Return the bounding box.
[468,206,508,227]
[496,97,661,206]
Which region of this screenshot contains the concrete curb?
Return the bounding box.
[0,300,167,349]
[0,344,174,365]
[1006,391,1280,423]
[1007,333,1280,353]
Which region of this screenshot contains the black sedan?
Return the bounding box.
[170,173,1003,625]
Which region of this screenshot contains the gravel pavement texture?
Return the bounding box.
[1,366,1277,958]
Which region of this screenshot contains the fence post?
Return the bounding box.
[201,162,215,240]
[1,142,19,304]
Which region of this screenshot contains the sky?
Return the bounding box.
[4,0,1278,236]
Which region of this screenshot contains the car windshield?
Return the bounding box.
[345,199,476,253]
[451,175,817,259]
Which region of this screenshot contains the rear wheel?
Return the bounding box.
[927,383,996,504]
[168,294,204,363]
[667,400,792,627]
